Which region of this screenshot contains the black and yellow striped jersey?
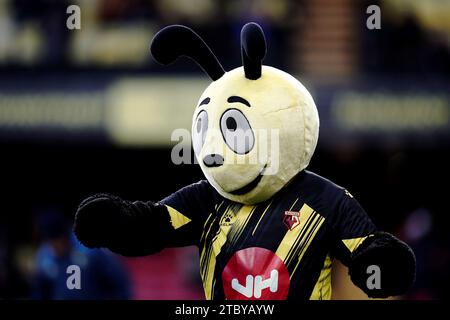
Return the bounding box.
[160,170,377,300]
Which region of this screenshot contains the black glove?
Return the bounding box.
[74,193,126,249]
[73,193,172,257]
[348,232,416,298]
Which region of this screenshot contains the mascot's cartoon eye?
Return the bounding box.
[193,110,208,156]
[220,109,254,154]
[226,118,237,131]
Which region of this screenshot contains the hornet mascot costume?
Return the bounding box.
[74,23,415,300]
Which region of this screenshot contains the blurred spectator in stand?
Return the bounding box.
[0,224,29,298]
[360,0,450,77]
[32,209,131,299]
[398,208,450,300]
[11,0,72,65]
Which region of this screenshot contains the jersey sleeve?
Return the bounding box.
[159,180,217,247]
[328,189,377,266]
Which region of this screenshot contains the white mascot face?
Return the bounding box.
[151,23,319,204]
[192,66,319,204]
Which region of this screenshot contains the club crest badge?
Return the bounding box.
[283,210,301,230]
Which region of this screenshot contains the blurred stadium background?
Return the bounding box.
[0,0,449,300]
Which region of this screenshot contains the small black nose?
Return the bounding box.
[203,154,224,167]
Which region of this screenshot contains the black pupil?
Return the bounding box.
[197,118,202,132]
[226,117,237,131]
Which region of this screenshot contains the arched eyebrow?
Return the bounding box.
[199,97,210,106]
[227,96,251,107]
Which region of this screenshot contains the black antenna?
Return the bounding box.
[150,25,225,81]
[241,22,267,80]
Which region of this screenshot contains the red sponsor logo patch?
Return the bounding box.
[222,247,290,300]
[283,210,301,230]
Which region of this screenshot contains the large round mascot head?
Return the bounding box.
[151,23,319,204]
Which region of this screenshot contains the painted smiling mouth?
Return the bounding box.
[229,165,267,196]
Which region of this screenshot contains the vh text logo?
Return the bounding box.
[231,269,279,299]
[222,247,290,300]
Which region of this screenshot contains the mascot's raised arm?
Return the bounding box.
[74,23,415,300]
